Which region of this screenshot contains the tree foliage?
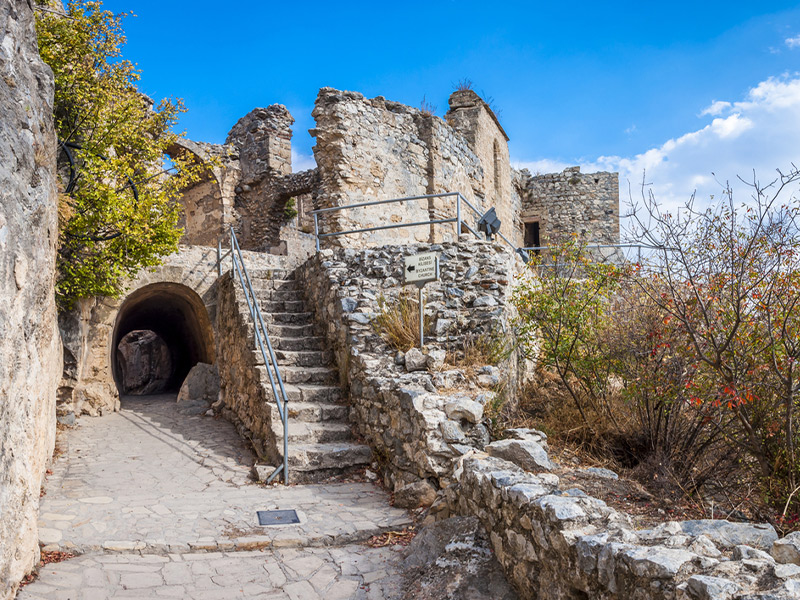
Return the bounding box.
[35,1,204,307]
[513,169,800,520]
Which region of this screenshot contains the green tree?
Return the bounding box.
[35,0,205,307]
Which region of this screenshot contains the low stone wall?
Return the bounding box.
[447,449,799,600]
[215,272,281,464]
[297,239,527,499]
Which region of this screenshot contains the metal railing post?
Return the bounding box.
[456,193,462,238]
[217,239,222,277]
[418,286,424,348]
[313,213,320,254]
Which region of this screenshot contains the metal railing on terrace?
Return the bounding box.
[217,226,289,485]
[310,192,517,254]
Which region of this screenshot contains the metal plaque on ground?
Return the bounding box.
[257,509,300,526]
[404,252,439,287]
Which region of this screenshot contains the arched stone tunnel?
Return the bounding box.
[111,282,215,396]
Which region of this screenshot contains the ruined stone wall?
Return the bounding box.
[297,240,527,501]
[227,105,293,183]
[234,168,318,255]
[0,2,61,597]
[516,166,619,246]
[171,139,240,247]
[310,88,511,249]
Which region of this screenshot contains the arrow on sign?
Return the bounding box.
[407,265,415,272]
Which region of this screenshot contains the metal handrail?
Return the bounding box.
[518,243,679,268]
[217,227,289,485]
[310,192,518,254]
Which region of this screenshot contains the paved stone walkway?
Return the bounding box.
[19,395,411,599]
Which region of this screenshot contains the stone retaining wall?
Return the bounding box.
[296,239,799,599]
[297,240,527,499]
[447,450,799,599]
[215,272,282,464]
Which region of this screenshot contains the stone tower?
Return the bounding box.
[445,90,518,244]
[226,105,294,184]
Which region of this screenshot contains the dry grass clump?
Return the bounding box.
[446,332,509,369]
[373,293,433,352]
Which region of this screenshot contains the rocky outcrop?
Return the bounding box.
[0,2,61,598]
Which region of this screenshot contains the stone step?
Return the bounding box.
[266,323,317,338]
[246,278,297,291]
[274,421,352,444]
[240,307,314,326]
[273,336,325,351]
[245,269,295,281]
[276,349,333,367]
[267,311,314,325]
[258,299,306,314]
[258,365,338,385]
[269,289,304,302]
[287,442,373,472]
[283,384,342,403]
[252,349,332,368]
[274,402,348,423]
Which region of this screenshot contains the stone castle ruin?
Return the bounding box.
[7,4,800,595]
[171,87,619,257]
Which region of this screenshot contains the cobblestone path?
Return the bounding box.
[19,395,410,599]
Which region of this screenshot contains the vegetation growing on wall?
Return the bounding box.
[35,1,205,308]
[513,169,800,526]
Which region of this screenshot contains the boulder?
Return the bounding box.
[772,531,800,565]
[394,480,437,509]
[176,363,220,415]
[444,397,483,424]
[486,439,554,472]
[686,575,740,600]
[405,348,427,372]
[116,330,172,395]
[677,520,778,551]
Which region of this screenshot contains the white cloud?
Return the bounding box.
[786,35,800,48]
[291,148,316,172]
[514,75,800,218]
[700,100,731,116]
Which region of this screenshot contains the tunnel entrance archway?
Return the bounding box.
[111,283,215,395]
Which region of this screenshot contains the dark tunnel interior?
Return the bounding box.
[112,283,214,395]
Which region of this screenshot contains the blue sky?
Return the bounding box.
[104,0,800,209]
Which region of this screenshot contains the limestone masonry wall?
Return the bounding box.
[297,240,526,502]
[0,2,62,597]
[516,166,619,246]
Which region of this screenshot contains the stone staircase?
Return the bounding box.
[242,268,372,482]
